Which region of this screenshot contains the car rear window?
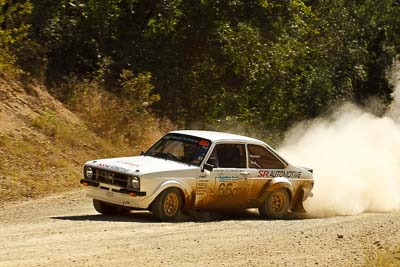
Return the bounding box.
[247,145,285,169]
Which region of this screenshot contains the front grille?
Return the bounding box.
[92,168,129,187]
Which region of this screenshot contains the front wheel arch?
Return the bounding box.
[151,187,185,221]
[148,180,191,210]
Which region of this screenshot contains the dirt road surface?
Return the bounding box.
[1,190,399,267]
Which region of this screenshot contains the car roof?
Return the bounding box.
[169,130,266,144]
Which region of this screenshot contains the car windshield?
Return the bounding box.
[145,133,212,166]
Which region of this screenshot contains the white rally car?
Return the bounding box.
[80,130,314,221]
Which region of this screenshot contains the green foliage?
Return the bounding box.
[0,0,32,72]
[6,0,400,136]
[119,70,160,109]
[146,0,183,34]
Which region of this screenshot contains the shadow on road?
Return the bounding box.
[51,209,309,223]
[51,211,159,223]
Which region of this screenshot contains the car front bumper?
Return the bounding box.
[81,180,149,209]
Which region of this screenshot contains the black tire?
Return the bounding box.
[151,188,183,221]
[93,199,120,215]
[259,189,290,219]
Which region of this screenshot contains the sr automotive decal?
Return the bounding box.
[258,170,301,178]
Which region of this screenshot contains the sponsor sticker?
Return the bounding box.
[198,140,210,147]
[258,170,302,178]
[218,175,239,181]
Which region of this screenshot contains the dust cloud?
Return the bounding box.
[279,73,400,217]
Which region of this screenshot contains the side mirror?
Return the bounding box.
[203,163,214,172]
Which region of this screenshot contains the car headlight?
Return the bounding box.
[84,166,94,179]
[127,176,140,191]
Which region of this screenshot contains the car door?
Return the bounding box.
[245,144,287,205]
[195,143,252,210]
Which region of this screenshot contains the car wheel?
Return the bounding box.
[152,188,183,221]
[93,199,120,215]
[259,189,290,219]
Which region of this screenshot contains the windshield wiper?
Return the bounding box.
[149,151,179,161]
[147,151,198,165]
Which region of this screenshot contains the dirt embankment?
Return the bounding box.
[0,77,137,203]
[0,190,400,266]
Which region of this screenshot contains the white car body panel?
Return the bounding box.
[81,130,314,213]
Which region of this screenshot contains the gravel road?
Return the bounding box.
[1,190,399,266]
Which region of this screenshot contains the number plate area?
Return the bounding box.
[105,191,114,198]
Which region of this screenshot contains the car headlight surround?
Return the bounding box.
[84,166,94,179]
[127,176,140,191]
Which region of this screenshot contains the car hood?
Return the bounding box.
[85,155,198,176]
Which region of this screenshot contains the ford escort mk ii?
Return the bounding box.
[80,130,314,221]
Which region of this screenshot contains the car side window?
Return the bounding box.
[247,145,285,169]
[207,144,246,168]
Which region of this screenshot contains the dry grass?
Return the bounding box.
[0,78,174,204]
[365,245,400,267]
[65,82,174,151]
[0,114,130,203]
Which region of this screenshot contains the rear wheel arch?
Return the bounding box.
[258,178,294,219]
[272,187,292,202]
[259,188,291,219]
[263,178,294,202]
